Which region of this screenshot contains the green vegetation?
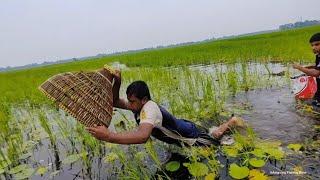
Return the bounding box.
[1,25,319,106]
[0,25,319,179]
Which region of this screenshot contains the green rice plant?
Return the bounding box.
[263,63,272,77]
[240,62,249,91]
[109,144,152,180]
[0,104,10,136]
[145,139,161,167]
[55,118,78,153]
[6,132,23,166]
[1,25,319,109]
[226,65,238,97]
[38,112,56,145]
[75,123,102,155]
[0,147,11,174]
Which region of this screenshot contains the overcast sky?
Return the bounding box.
[0,0,319,68]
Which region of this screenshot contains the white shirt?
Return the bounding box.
[138,100,162,127]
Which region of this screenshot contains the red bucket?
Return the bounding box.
[292,75,317,99]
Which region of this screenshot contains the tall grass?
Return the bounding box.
[1,25,319,107]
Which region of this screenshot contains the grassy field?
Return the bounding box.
[1,25,319,105]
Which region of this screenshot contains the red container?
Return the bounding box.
[293,75,317,99]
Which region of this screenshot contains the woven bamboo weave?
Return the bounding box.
[39,68,114,127]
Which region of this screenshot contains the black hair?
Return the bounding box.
[309,33,320,43]
[126,81,151,100]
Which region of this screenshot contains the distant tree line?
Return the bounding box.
[279,20,320,30]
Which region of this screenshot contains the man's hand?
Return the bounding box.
[86,123,153,144]
[113,70,121,85]
[86,125,113,142]
[112,69,130,109]
[292,63,320,77]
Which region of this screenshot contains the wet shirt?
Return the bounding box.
[136,100,162,127]
[134,100,201,145]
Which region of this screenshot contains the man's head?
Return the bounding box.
[126,81,151,112]
[310,33,320,55]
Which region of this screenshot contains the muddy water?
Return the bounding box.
[191,62,319,142]
[230,87,319,143]
[167,86,320,179]
[5,62,320,179]
[189,62,287,75]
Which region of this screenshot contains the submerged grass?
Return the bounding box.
[1,62,294,179]
[1,25,319,179]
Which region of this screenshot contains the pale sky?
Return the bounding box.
[0,0,319,67]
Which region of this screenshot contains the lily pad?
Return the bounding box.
[184,162,208,177]
[229,163,249,179]
[287,144,302,152]
[223,147,238,157]
[37,166,48,176]
[165,161,180,172]
[250,148,265,158]
[205,172,216,180]
[198,147,211,158]
[264,148,285,160]
[249,169,268,180]
[233,142,244,151]
[249,158,266,168]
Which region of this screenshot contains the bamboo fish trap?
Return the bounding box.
[38,66,115,127]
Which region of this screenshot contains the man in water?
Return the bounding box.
[87,71,244,146]
[293,33,320,106]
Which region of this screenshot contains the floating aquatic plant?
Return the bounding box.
[165,161,180,172]
[249,158,266,168]
[183,162,209,177]
[228,163,249,179]
[249,169,268,180]
[36,166,48,176]
[287,143,303,152]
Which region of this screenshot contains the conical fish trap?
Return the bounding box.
[39,68,114,127]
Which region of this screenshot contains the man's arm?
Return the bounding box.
[305,65,316,69]
[86,123,154,144]
[112,70,131,110]
[293,64,320,77]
